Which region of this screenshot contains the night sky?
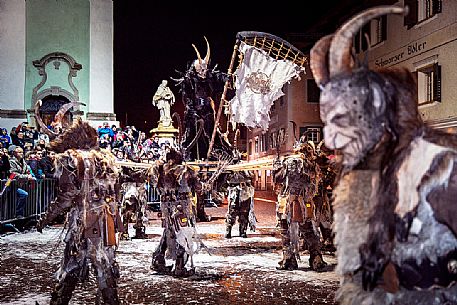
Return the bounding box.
[113,1,370,132]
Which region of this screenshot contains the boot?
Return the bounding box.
[225,225,232,239]
[309,253,327,271]
[240,224,248,238]
[151,254,172,274]
[133,224,147,239]
[100,288,120,305]
[50,274,79,305]
[276,256,299,271]
[173,257,194,277]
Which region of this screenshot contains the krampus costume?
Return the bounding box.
[119,166,148,239]
[314,141,337,252]
[36,119,122,305]
[310,5,457,304]
[173,37,233,161]
[273,140,327,271]
[224,170,256,239]
[149,148,203,276]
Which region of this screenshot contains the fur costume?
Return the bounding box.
[272,140,326,271]
[37,118,122,305]
[173,37,233,161]
[310,5,457,304]
[119,167,148,239]
[224,170,256,239]
[149,149,203,276]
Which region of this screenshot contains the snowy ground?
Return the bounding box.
[0,200,339,305]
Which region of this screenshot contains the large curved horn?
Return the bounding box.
[289,120,298,142]
[192,43,203,66]
[203,36,210,64]
[329,5,407,78]
[186,119,204,153]
[310,34,333,88]
[53,101,86,128]
[34,100,58,137]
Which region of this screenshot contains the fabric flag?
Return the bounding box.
[229,41,306,131]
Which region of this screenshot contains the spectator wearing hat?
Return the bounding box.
[97,122,114,140]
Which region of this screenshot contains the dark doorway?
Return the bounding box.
[39,96,72,127]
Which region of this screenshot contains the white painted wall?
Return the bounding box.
[0,0,26,110]
[89,0,114,114]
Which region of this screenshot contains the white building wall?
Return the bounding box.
[89,0,114,115]
[0,0,26,130]
[365,0,457,128]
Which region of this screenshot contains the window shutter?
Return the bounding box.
[404,0,418,29]
[432,0,442,15]
[433,64,441,102]
[381,15,387,41]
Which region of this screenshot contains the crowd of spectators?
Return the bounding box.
[0,121,174,220]
[0,121,174,181]
[96,122,173,163]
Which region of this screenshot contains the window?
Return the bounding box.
[354,16,386,53]
[255,137,259,153]
[261,133,269,152]
[369,16,387,46]
[416,63,441,106]
[307,79,320,103]
[299,126,322,143]
[248,140,252,155]
[270,131,276,149]
[404,0,441,29]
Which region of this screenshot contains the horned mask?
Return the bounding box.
[191,36,211,78]
[310,6,408,168]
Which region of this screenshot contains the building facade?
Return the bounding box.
[246,69,323,191]
[0,0,116,132]
[357,0,456,131]
[245,0,457,191]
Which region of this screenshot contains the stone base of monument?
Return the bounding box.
[150,121,179,146]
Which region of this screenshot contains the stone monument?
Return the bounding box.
[151,80,179,146]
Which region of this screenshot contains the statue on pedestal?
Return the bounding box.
[152,80,175,128]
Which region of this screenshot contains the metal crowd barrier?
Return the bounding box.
[0,178,208,223]
[145,181,160,211]
[0,178,57,223]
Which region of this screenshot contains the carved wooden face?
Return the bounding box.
[319,71,386,168]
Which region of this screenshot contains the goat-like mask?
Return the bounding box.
[320,70,386,168]
[191,36,211,79]
[310,5,407,168]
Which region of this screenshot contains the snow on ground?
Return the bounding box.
[0,203,339,305]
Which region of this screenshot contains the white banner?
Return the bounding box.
[229,41,305,131]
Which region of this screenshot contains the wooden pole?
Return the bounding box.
[207,41,240,160]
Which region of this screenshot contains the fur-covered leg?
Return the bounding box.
[50,273,79,305]
[300,220,327,271]
[151,234,172,273]
[277,219,299,270]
